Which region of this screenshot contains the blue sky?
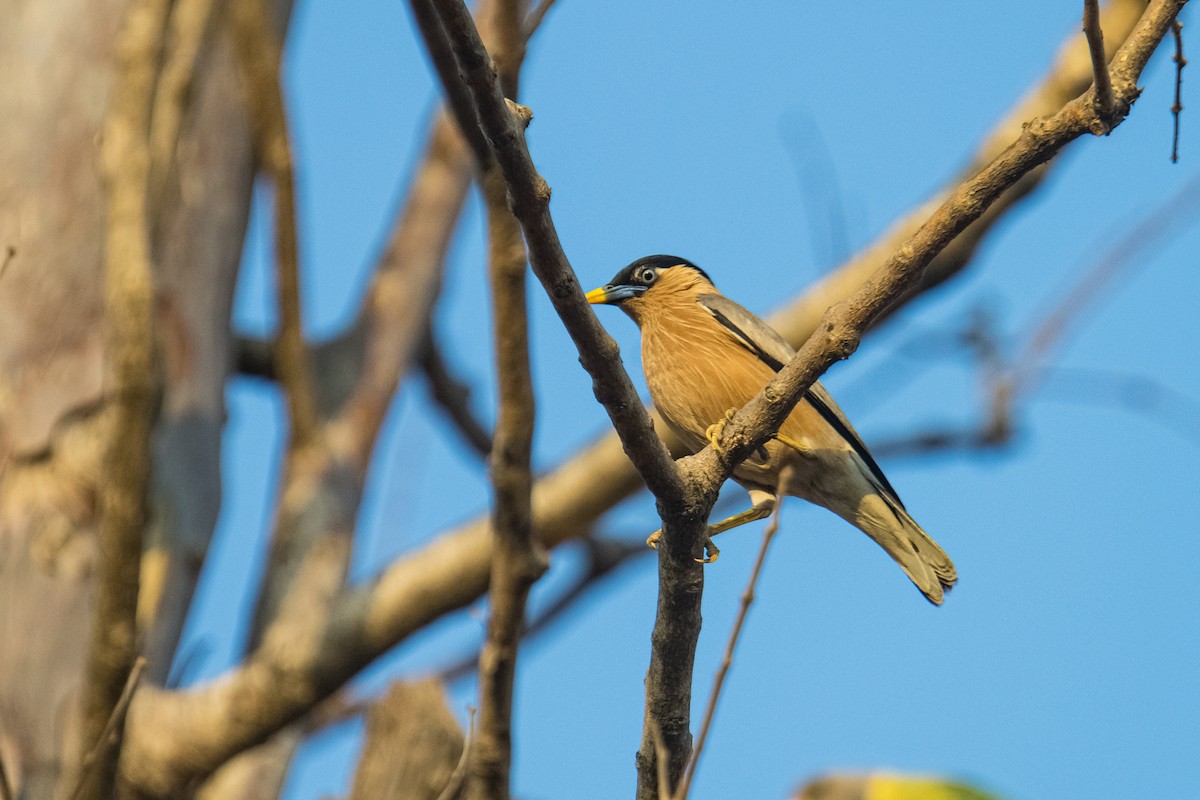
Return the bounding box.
[184,2,1198,798]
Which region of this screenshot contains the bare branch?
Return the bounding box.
[694,0,1188,491]
[81,0,171,795]
[148,0,226,211]
[469,2,548,789]
[522,0,559,41]
[348,681,466,800]
[117,4,1185,793]
[1019,170,1200,392]
[1084,0,1119,125]
[675,470,792,800]
[230,0,319,445]
[436,707,476,800]
[71,657,147,800]
[418,327,493,457]
[438,538,646,683]
[770,0,1152,348]
[1173,18,1186,161]
[411,0,687,506]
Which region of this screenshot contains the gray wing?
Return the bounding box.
[696,292,904,509]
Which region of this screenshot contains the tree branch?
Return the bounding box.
[417,327,494,457]
[148,0,226,212]
[413,0,687,506]
[1172,17,1186,161]
[770,0,1152,348]
[82,0,171,796]
[230,0,319,446]
[1084,0,1119,124]
[116,4,1184,794]
[468,3,548,796]
[674,471,791,800]
[692,0,1187,491]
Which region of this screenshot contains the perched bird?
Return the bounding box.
[586,255,957,604]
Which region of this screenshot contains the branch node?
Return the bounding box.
[505,98,533,127]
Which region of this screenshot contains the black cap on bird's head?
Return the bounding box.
[585,255,713,305]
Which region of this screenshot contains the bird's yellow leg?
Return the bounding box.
[704,407,740,454]
[646,491,776,563]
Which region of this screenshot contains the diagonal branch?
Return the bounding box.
[413,0,686,507]
[116,4,1184,796]
[695,0,1188,490]
[651,1,1187,794]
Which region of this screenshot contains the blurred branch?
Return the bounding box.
[522,0,559,39]
[71,657,147,800]
[648,5,1185,795]
[1019,170,1200,394]
[148,0,226,211]
[348,681,466,800]
[195,730,301,800]
[81,0,172,795]
[230,0,319,446]
[117,3,1185,794]
[875,171,1200,460]
[1172,19,1185,162]
[412,0,686,504]
[410,3,711,796]
[468,1,547,794]
[692,0,1188,483]
[417,327,493,457]
[439,537,646,684]
[770,0,1152,347]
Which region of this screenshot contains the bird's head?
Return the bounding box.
[586,255,714,324]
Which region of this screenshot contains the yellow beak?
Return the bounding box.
[585,287,610,304]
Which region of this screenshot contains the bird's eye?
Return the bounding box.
[639,268,656,284]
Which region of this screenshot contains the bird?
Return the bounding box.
[586,255,957,604]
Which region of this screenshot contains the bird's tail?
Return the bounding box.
[852,492,957,605]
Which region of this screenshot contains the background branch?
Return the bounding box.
[81,0,171,797]
[466,3,547,797]
[230,0,318,446]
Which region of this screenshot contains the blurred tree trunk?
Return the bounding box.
[0,1,289,796]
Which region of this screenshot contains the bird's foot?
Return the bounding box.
[696,534,720,564]
[645,527,720,564]
[705,408,740,454]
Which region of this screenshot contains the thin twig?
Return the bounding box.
[230,0,318,445]
[439,537,644,683]
[469,29,547,795]
[71,658,148,800]
[1172,18,1186,162]
[435,706,477,800]
[148,0,226,212]
[1083,0,1118,125]
[418,328,493,457]
[522,0,558,40]
[674,470,792,800]
[1020,170,1200,392]
[116,4,1187,794]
